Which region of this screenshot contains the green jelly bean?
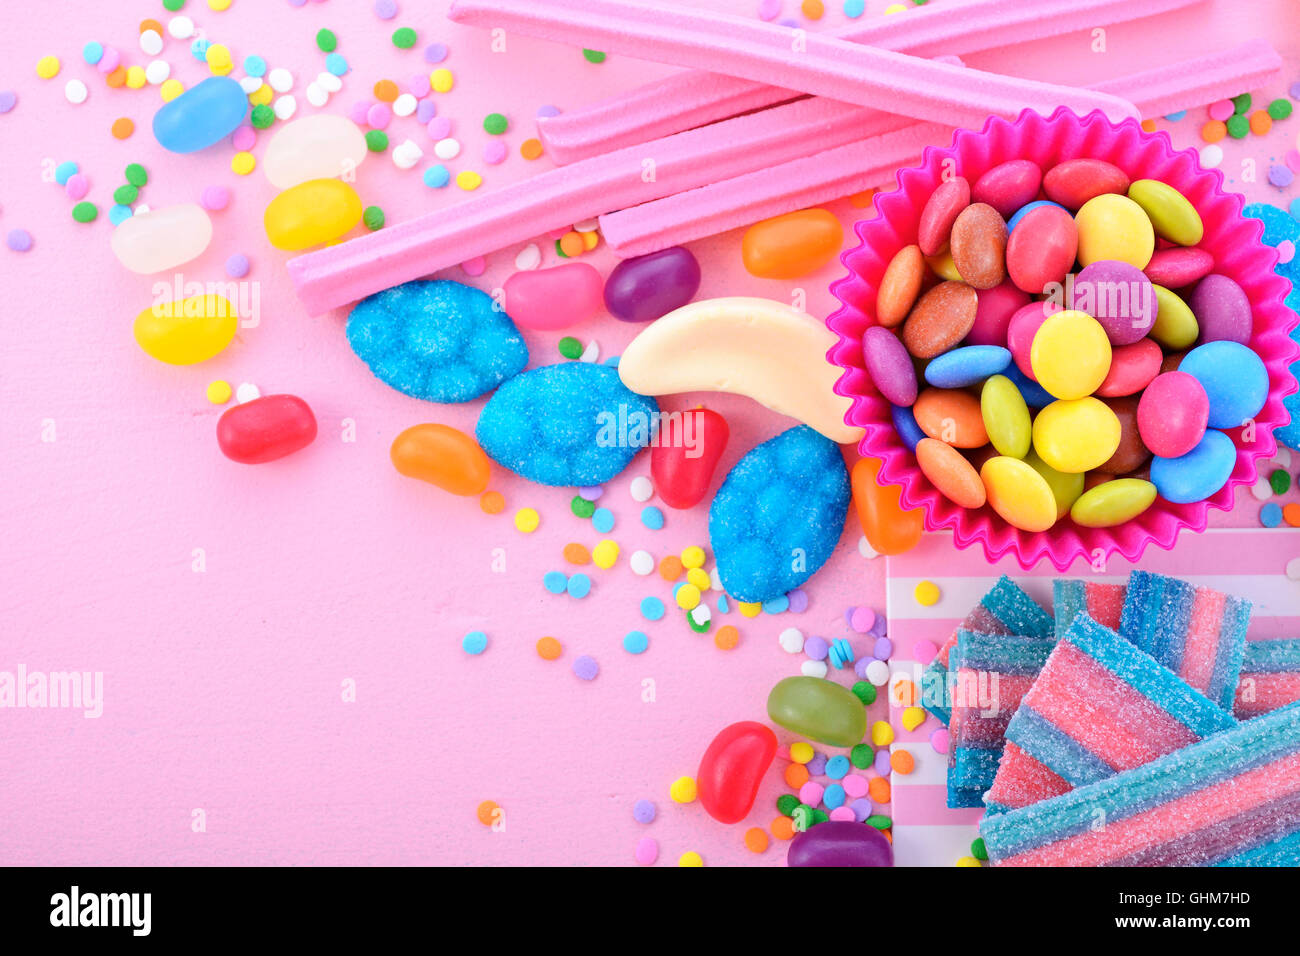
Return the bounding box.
[767,676,867,747]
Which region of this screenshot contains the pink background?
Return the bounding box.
[2,0,1299,866]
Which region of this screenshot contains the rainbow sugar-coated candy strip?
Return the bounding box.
[1235,639,1300,719]
[1120,570,1250,711]
[921,575,1054,727]
[947,630,1055,808]
[1052,579,1126,639]
[985,615,1237,813]
[980,698,1300,866]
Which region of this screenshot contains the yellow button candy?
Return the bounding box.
[980,374,1031,458]
[1032,398,1121,474]
[263,178,363,250]
[1149,284,1200,350]
[1075,193,1155,269]
[980,456,1058,532]
[133,294,238,365]
[1069,478,1158,528]
[1030,310,1112,400]
[1127,179,1203,246]
[924,246,962,282]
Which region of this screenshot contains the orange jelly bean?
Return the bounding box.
[851,457,923,555]
[390,423,491,496]
[742,208,843,279]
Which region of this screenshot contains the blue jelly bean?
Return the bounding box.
[1179,341,1268,429]
[1150,429,1237,504]
[325,52,350,76]
[592,507,615,533]
[825,755,850,780]
[1261,502,1283,527]
[423,164,450,188]
[1007,200,1066,232]
[243,55,267,77]
[640,596,665,621]
[543,571,568,594]
[567,573,592,599]
[823,783,847,809]
[924,345,1011,388]
[82,42,104,66]
[153,76,249,153]
[641,505,665,529]
[624,630,649,654]
[891,403,926,451]
[462,630,488,655]
[54,160,78,185]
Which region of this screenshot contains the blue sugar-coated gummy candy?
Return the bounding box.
[924,345,1011,388]
[709,425,850,604]
[1150,429,1237,504]
[1007,200,1066,232]
[1178,341,1268,430]
[1002,363,1055,409]
[890,403,925,451]
[347,279,528,403]
[153,76,249,153]
[476,362,659,486]
[1243,202,1300,450]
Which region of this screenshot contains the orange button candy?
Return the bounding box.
[390,423,491,496]
[851,457,923,556]
[913,388,989,448]
[742,208,843,279]
[915,438,986,509]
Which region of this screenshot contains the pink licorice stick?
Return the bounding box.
[446,0,1139,128]
[539,0,1204,165]
[287,97,914,314]
[598,41,1283,258]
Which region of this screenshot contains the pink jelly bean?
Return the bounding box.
[863,326,917,406]
[1138,371,1210,458]
[1006,204,1078,294]
[502,262,603,330]
[217,395,317,464]
[917,175,970,256]
[972,159,1043,218]
[1097,337,1162,397]
[1144,247,1215,288]
[1007,301,1056,378]
[969,280,1030,346]
[828,806,857,822]
[1189,273,1252,344]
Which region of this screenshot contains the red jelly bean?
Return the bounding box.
[696,721,778,824]
[217,394,317,464]
[650,406,729,509]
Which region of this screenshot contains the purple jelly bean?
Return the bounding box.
[1073,260,1156,344]
[873,636,893,660]
[1188,273,1251,345]
[873,749,892,777]
[603,246,701,322]
[804,636,829,661]
[787,820,894,867]
[806,753,828,777]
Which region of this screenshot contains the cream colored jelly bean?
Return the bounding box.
[1127,179,1203,247]
[1032,397,1121,473]
[133,294,238,365]
[1074,193,1155,269]
[110,203,213,274]
[262,114,369,190]
[1069,477,1158,528]
[263,178,363,250]
[980,456,1058,532]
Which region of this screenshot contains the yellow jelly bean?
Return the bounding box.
[980,456,1058,532]
[789,741,814,764]
[870,721,895,747]
[1069,477,1158,528]
[133,294,238,365]
[981,374,1031,458]
[741,208,843,279]
[924,245,962,282]
[1024,448,1085,520]
[1075,193,1155,269]
[1032,398,1121,474]
[1030,310,1112,400]
[263,178,363,250]
[901,706,927,731]
[592,539,620,569]
[1149,284,1200,349]
[669,775,697,803]
[1127,179,1203,246]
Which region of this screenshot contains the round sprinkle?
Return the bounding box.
[536,636,562,660]
[65,80,88,104]
[0,91,16,113]
[1232,92,1253,114]
[235,383,260,403]
[570,495,595,519]
[462,630,488,655]
[623,630,649,654]
[392,27,418,49]
[325,53,349,76]
[1250,110,1273,136]
[680,545,705,569]
[476,800,498,825]
[456,171,482,191]
[111,117,135,139]
[558,336,583,359]
[363,206,385,230]
[316,28,338,52]
[160,79,185,102]
[634,837,658,865]
[1226,113,1250,138]
[250,104,275,129]
[592,539,619,569]
[514,507,540,533]
[55,161,78,185]
[640,506,665,530]
[244,55,266,77]
[208,0,232,10]
[273,95,298,121]
[1270,165,1295,188]
[433,137,460,159]
[914,580,941,606]
[591,507,615,534]
[113,184,139,206]
[633,798,656,824]
[714,625,740,650]
[108,205,133,226]
[678,851,704,867]
[520,138,544,160]
[1270,469,1292,495]
[71,202,98,223]
[225,254,250,279]
[479,490,505,514]
[483,141,507,165]
[375,0,399,18]
[572,655,599,681]
[206,380,232,405]
[778,627,804,654]
[140,30,164,56]
[200,185,230,210]
[844,0,866,16]
[423,164,450,188]
[562,543,591,565]
[669,776,697,803]
[6,229,33,252]
[424,43,449,64]
[484,112,508,135]
[83,42,104,65]
[640,596,666,621]
[430,68,454,92]
[365,130,389,152]
[1261,503,1283,528]
[566,573,591,599]
[583,49,607,64]
[1200,144,1224,169]
[629,550,654,575]
[231,151,256,175]
[426,115,451,139]
[231,126,256,151]
[1268,98,1293,120]
[65,175,89,201]
[36,56,61,80]
[629,476,653,502]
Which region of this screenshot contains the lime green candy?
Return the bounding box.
[865,814,892,830]
[971,837,988,861]
[570,495,596,519]
[1226,113,1250,139]
[71,201,98,223]
[316,29,337,53]
[250,104,275,129]
[1149,284,1200,349]
[1128,179,1203,246]
[1069,478,1158,528]
[1024,448,1085,520]
[558,336,583,359]
[583,49,607,63]
[1268,98,1293,120]
[1232,92,1252,114]
[767,675,867,747]
[982,374,1032,458]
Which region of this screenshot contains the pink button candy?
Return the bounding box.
[1189,274,1251,344]
[1007,301,1056,378]
[968,280,1030,347]
[917,175,970,256]
[863,326,918,406]
[1137,371,1209,458]
[972,159,1043,218]
[1144,247,1214,289]
[1006,204,1078,294]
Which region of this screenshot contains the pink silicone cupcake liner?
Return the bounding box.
[827,107,1300,571]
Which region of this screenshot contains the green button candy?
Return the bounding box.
[1069,478,1158,528]
[767,676,867,747]
[981,374,1032,459]
[1149,285,1200,350]
[1127,179,1203,246]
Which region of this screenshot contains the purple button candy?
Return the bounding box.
[1073,260,1156,344]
